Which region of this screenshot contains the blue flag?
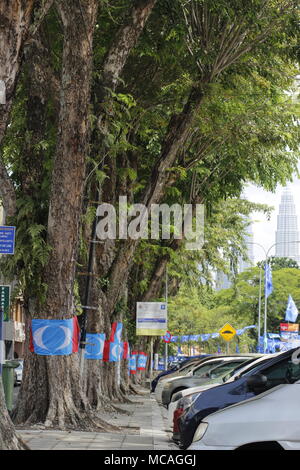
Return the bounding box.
[85,333,105,360]
[285,295,298,323]
[265,263,273,298]
[31,318,79,356]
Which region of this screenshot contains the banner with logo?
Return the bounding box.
[137,352,148,370]
[85,333,105,360]
[30,317,80,355]
[129,351,138,374]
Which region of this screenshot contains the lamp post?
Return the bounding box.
[248,240,300,353]
[246,242,266,349]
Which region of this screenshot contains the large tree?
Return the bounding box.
[0,0,298,431]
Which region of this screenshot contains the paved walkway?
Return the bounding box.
[17,392,177,451]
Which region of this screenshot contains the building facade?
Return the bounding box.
[275,187,300,265]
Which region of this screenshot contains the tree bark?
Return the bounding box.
[13,0,117,430]
[85,0,157,408]
[0,0,35,217]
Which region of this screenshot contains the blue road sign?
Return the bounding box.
[0,226,15,254]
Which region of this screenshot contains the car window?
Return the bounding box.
[261,357,300,388]
[238,357,273,378]
[193,360,224,376]
[209,361,246,378]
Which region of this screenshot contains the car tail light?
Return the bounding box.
[173,407,184,433]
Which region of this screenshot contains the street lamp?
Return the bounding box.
[248,241,300,353]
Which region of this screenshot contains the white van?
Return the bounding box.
[189,379,300,450]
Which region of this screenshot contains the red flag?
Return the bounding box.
[123,342,129,359]
[109,322,117,342]
[103,340,110,362]
[72,316,80,353]
[29,327,34,353]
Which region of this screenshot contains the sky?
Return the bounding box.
[244,165,300,263]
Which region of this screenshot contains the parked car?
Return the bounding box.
[177,348,300,449]
[14,360,23,386]
[161,356,254,407]
[154,355,220,402]
[167,355,265,429]
[151,355,209,392]
[189,363,300,450]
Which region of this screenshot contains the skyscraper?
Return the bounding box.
[215,220,254,290]
[238,222,255,272]
[275,187,300,264]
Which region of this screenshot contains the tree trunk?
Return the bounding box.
[13,0,117,430]
[0,378,28,450]
[85,0,157,408]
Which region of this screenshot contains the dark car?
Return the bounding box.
[178,347,300,449]
[151,355,210,392]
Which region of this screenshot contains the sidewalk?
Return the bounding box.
[17,392,177,450]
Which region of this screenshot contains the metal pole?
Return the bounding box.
[164,267,168,370]
[263,256,269,353]
[150,337,153,392]
[79,199,98,380]
[258,265,262,349]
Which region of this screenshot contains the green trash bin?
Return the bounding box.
[2,360,20,412]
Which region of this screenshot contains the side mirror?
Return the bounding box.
[246,373,267,391]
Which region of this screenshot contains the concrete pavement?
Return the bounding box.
[17,392,177,451]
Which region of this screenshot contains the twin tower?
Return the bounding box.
[275,187,300,264]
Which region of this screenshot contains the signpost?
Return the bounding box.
[136,302,167,336]
[0,286,10,321]
[0,226,15,368]
[136,301,168,388]
[0,226,15,255]
[219,323,237,354]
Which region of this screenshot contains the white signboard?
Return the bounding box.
[136,302,167,336]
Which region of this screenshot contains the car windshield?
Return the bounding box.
[222,356,271,382]
[209,360,247,379]
[193,360,226,376]
[179,361,203,374]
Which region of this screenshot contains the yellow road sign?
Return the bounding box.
[219,323,237,342]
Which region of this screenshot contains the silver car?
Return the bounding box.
[161,356,257,407]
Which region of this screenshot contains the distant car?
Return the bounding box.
[189,369,300,450]
[178,348,300,449]
[154,356,217,402]
[14,360,23,386]
[161,356,254,407]
[151,355,210,392]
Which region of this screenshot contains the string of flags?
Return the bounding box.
[164,325,257,343]
[29,319,148,371]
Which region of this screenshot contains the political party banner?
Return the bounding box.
[30,317,80,356]
[109,341,121,362]
[137,352,148,370]
[122,341,129,360]
[136,302,167,336]
[129,351,138,374]
[109,322,123,343]
[85,333,105,360]
[103,340,110,362]
[163,325,256,344]
[285,295,298,323]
